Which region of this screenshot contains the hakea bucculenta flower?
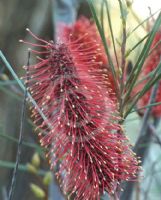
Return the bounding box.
[21,25,139,200]
[135,30,161,117]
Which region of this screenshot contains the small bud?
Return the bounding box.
[0,74,9,81]
[126,1,132,7]
[30,183,45,199]
[31,152,40,168]
[26,163,37,174]
[43,171,53,185]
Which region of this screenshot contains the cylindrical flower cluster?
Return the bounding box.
[22,18,139,199]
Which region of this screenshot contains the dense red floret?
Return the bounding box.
[135,31,161,117]
[21,27,139,199]
[60,17,117,100]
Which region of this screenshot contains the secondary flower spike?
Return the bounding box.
[135,30,161,117]
[21,26,139,199]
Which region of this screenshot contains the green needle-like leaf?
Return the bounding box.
[0,133,41,150]
[125,59,161,118]
[87,0,118,95]
[125,33,150,57]
[124,13,161,103]
[0,160,45,175]
[0,51,53,130]
[131,101,161,113]
[127,8,161,38]
[104,0,119,68]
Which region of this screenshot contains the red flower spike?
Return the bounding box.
[22,26,139,199]
[135,31,161,117]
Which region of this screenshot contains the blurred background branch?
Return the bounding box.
[121,80,160,200]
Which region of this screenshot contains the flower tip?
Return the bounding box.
[19,39,23,43]
[26,28,30,32]
[28,48,32,51]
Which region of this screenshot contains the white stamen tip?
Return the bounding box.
[19,40,23,42]
[26,28,30,31]
[28,48,31,51]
